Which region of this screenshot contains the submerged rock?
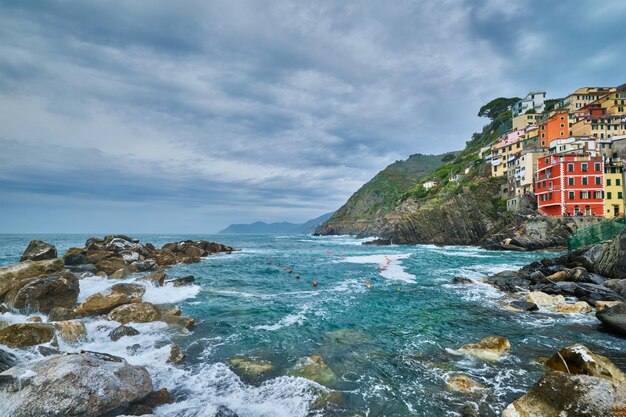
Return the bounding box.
[167,344,186,364]
[229,357,274,376]
[0,323,55,348]
[596,302,626,336]
[451,277,474,285]
[291,355,337,386]
[0,352,153,417]
[108,302,160,324]
[109,324,140,341]
[4,270,79,313]
[20,240,57,262]
[446,374,485,393]
[166,275,195,287]
[458,336,511,361]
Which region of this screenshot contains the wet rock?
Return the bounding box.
[53,320,87,344]
[215,405,240,417]
[109,268,129,279]
[37,345,60,356]
[20,240,57,262]
[167,344,185,364]
[141,269,167,286]
[108,302,160,324]
[605,279,626,298]
[155,249,177,267]
[132,259,157,272]
[485,270,530,292]
[446,374,485,393]
[0,348,17,372]
[75,291,136,316]
[596,302,626,336]
[510,301,539,311]
[161,314,195,330]
[0,351,153,417]
[63,248,87,265]
[0,258,64,297]
[166,275,195,287]
[524,291,565,306]
[126,388,171,415]
[596,300,622,311]
[26,316,42,323]
[310,390,345,410]
[229,357,274,376]
[551,301,592,314]
[458,336,511,361]
[95,257,129,275]
[0,323,55,348]
[48,307,77,321]
[110,283,146,299]
[86,250,114,264]
[291,355,337,386]
[4,270,79,313]
[459,402,481,417]
[109,324,140,341]
[452,277,474,285]
[362,238,391,246]
[324,328,372,346]
[545,344,625,380]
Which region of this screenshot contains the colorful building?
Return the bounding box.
[604,163,624,219]
[534,154,604,216]
[570,114,626,139]
[512,112,542,131]
[512,91,546,117]
[490,129,527,177]
[512,149,546,196]
[539,111,569,147]
[558,87,614,112]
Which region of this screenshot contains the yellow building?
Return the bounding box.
[600,84,626,115]
[571,115,626,139]
[604,164,625,218]
[558,87,615,112]
[512,112,542,131]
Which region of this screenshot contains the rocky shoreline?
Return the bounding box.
[0,235,236,416]
[450,229,626,415]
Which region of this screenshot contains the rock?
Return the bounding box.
[502,371,624,417]
[126,388,171,415]
[140,269,167,286]
[108,302,160,324]
[291,355,337,386]
[596,302,626,336]
[485,270,530,292]
[459,402,480,417]
[215,405,240,417]
[310,390,345,410]
[0,352,153,417]
[95,257,129,275]
[229,357,274,376]
[0,258,64,298]
[167,344,185,364]
[26,316,42,323]
[161,314,195,330]
[37,345,60,356]
[155,249,177,267]
[458,336,511,361]
[605,279,626,298]
[510,301,539,311]
[53,320,87,344]
[166,275,195,287]
[362,238,391,246]
[0,348,17,372]
[596,300,622,311]
[75,291,136,316]
[20,240,57,262]
[131,260,157,272]
[551,301,592,314]
[0,323,55,348]
[524,291,565,306]
[110,283,146,299]
[4,270,79,313]
[452,277,474,285]
[446,374,485,393]
[544,344,626,381]
[86,250,114,264]
[63,248,87,265]
[48,307,77,321]
[109,268,128,279]
[109,324,140,341]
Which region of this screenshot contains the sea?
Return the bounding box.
[0,233,624,417]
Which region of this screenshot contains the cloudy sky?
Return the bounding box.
[1,1,625,233]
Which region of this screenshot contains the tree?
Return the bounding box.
[478,97,520,120]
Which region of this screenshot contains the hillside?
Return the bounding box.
[220,212,333,234]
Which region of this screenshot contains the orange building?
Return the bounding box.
[538,111,570,147]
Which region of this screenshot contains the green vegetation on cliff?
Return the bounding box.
[329,153,450,222]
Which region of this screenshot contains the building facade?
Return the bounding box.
[604,163,624,219]
[512,91,546,117]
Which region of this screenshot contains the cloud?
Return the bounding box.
[0,0,625,232]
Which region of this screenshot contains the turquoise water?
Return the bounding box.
[0,234,624,417]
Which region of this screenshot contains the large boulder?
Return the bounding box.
[484,270,530,292]
[108,302,160,324]
[20,240,57,262]
[502,345,625,417]
[458,336,511,361]
[155,249,177,267]
[0,352,153,417]
[551,301,592,314]
[605,279,626,298]
[95,257,129,275]
[110,283,146,299]
[53,320,87,344]
[109,324,140,341]
[0,347,18,372]
[75,291,136,316]
[4,270,79,313]
[0,258,64,298]
[524,291,565,306]
[597,302,626,336]
[0,323,55,348]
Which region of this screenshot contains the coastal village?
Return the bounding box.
[483,84,626,218]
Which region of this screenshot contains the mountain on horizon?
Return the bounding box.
[219,212,334,234]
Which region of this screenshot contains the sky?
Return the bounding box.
[1,0,625,233]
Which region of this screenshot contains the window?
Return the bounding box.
[568,163,574,172]
[548,192,553,200]
[595,177,601,185]
[595,163,601,171]
[595,191,603,199]
[582,177,588,185]
[569,191,575,199]
[568,177,575,186]
[580,191,590,199]
[607,179,612,186]
[618,179,622,186]
[582,163,588,172]
[608,192,613,199]
[620,192,624,199]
